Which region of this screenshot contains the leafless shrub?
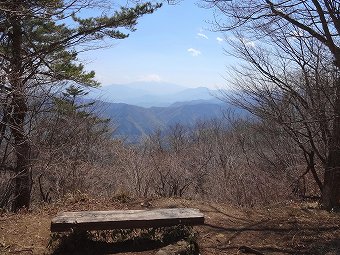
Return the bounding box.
[0,172,14,209]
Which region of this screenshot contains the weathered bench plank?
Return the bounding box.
[51,208,204,232]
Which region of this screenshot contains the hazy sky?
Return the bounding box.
[81,1,235,89]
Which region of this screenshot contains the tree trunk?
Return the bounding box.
[322,73,340,210]
[9,13,32,211]
[12,131,31,211]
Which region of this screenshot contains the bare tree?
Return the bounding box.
[0,0,161,210]
[206,0,340,210]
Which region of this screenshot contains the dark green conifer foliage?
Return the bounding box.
[0,0,161,211]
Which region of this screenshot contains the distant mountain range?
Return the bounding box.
[87,82,221,107]
[85,81,247,142]
[99,100,227,142]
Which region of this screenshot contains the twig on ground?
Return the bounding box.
[239,245,265,255]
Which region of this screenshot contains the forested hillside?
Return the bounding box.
[0,0,339,254]
[100,101,231,141]
[0,0,338,215]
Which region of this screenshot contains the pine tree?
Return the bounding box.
[0,0,161,211]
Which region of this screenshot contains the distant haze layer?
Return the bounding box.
[87,82,222,107]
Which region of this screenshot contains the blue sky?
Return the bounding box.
[81,1,235,89]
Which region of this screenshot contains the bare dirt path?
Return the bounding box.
[1,196,339,254]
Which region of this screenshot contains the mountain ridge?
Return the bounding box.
[97,100,228,142]
[87,82,220,107]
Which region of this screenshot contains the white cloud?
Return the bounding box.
[243,39,255,48]
[138,74,163,82]
[229,36,255,48]
[197,33,209,40]
[187,48,201,57]
[216,37,224,43]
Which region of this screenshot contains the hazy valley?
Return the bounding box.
[88,82,240,141]
[2,2,339,255]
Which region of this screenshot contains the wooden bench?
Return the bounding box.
[50,208,204,232]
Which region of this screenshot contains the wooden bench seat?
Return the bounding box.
[51,208,204,232]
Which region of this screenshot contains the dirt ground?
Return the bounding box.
[1,195,340,255]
